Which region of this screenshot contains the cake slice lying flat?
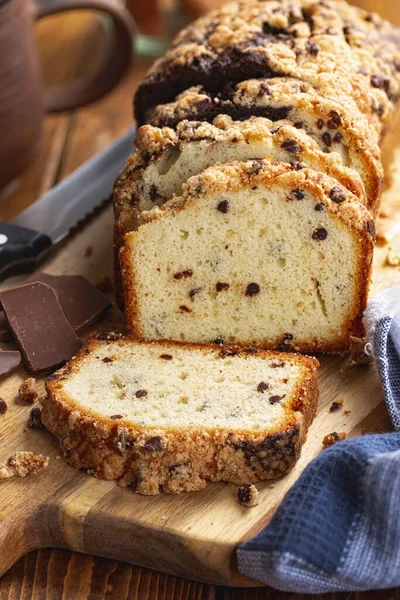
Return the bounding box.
[113,114,366,306]
[121,160,375,354]
[42,334,319,495]
[150,78,383,215]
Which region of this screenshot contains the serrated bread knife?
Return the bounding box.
[0,126,136,280]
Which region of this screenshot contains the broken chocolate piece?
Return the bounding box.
[0,273,110,342]
[0,350,21,379]
[0,282,83,374]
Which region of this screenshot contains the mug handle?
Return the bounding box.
[34,0,136,112]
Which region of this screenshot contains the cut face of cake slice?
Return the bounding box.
[42,334,319,494]
[149,78,383,215]
[113,114,367,307]
[121,161,375,354]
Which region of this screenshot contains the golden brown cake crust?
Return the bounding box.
[121,160,374,354]
[42,334,319,495]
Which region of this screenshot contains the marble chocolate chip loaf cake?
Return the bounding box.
[114,0,400,353]
[42,334,319,494]
[121,161,375,353]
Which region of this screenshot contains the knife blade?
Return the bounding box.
[0,126,136,280]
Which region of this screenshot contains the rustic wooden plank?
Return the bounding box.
[0,550,216,600]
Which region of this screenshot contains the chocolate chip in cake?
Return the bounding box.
[110,414,123,420]
[316,119,325,130]
[291,161,305,171]
[0,398,7,415]
[281,139,300,153]
[135,389,148,398]
[174,269,193,280]
[329,186,346,204]
[312,228,328,241]
[306,38,319,55]
[220,347,239,357]
[314,203,325,211]
[143,436,164,453]
[103,357,113,363]
[271,362,285,368]
[292,188,305,200]
[179,305,192,313]
[371,74,389,92]
[327,110,341,128]
[293,121,303,129]
[189,287,202,298]
[365,220,376,240]
[160,354,173,360]
[257,381,269,393]
[248,160,264,176]
[28,407,43,429]
[216,282,230,292]
[333,132,344,143]
[217,200,229,213]
[244,347,259,354]
[269,395,285,404]
[212,338,225,345]
[245,283,260,297]
[322,132,332,146]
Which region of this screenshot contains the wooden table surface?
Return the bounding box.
[0,1,399,598]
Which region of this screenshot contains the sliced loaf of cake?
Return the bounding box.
[121,160,375,353]
[42,334,319,494]
[149,78,383,215]
[114,114,367,306]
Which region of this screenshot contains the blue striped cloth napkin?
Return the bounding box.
[237,286,400,593]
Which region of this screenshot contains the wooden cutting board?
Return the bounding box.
[0,130,399,588]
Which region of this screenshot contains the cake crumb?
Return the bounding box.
[0,452,49,479]
[329,399,344,412]
[344,410,352,416]
[376,232,389,247]
[85,245,93,257]
[237,483,259,507]
[385,248,400,267]
[28,407,43,430]
[0,398,7,415]
[95,275,114,294]
[350,336,373,364]
[18,378,38,403]
[322,432,346,448]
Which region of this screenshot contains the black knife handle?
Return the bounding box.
[0,223,52,279]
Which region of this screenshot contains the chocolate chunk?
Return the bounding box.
[174,270,193,280]
[271,362,285,368]
[135,389,148,398]
[316,119,324,130]
[312,228,328,241]
[291,161,305,171]
[0,273,111,342]
[0,282,83,374]
[269,395,284,404]
[220,347,239,357]
[365,220,376,240]
[306,39,319,55]
[0,350,21,379]
[257,381,269,393]
[327,110,341,129]
[110,414,123,420]
[333,132,343,143]
[371,74,389,91]
[0,398,7,415]
[292,188,305,200]
[314,203,325,211]
[281,139,300,153]
[102,357,113,363]
[216,282,230,292]
[330,399,343,412]
[329,186,346,204]
[248,160,264,176]
[217,200,229,213]
[28,407,43,429]
[160,354,173,360]
[244,347,259,354]
[212,338,225,345]
[283,333,293,341]
[245,283,260,297]
[322,132,332,146]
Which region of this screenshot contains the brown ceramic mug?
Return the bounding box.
[0,0,136,189]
